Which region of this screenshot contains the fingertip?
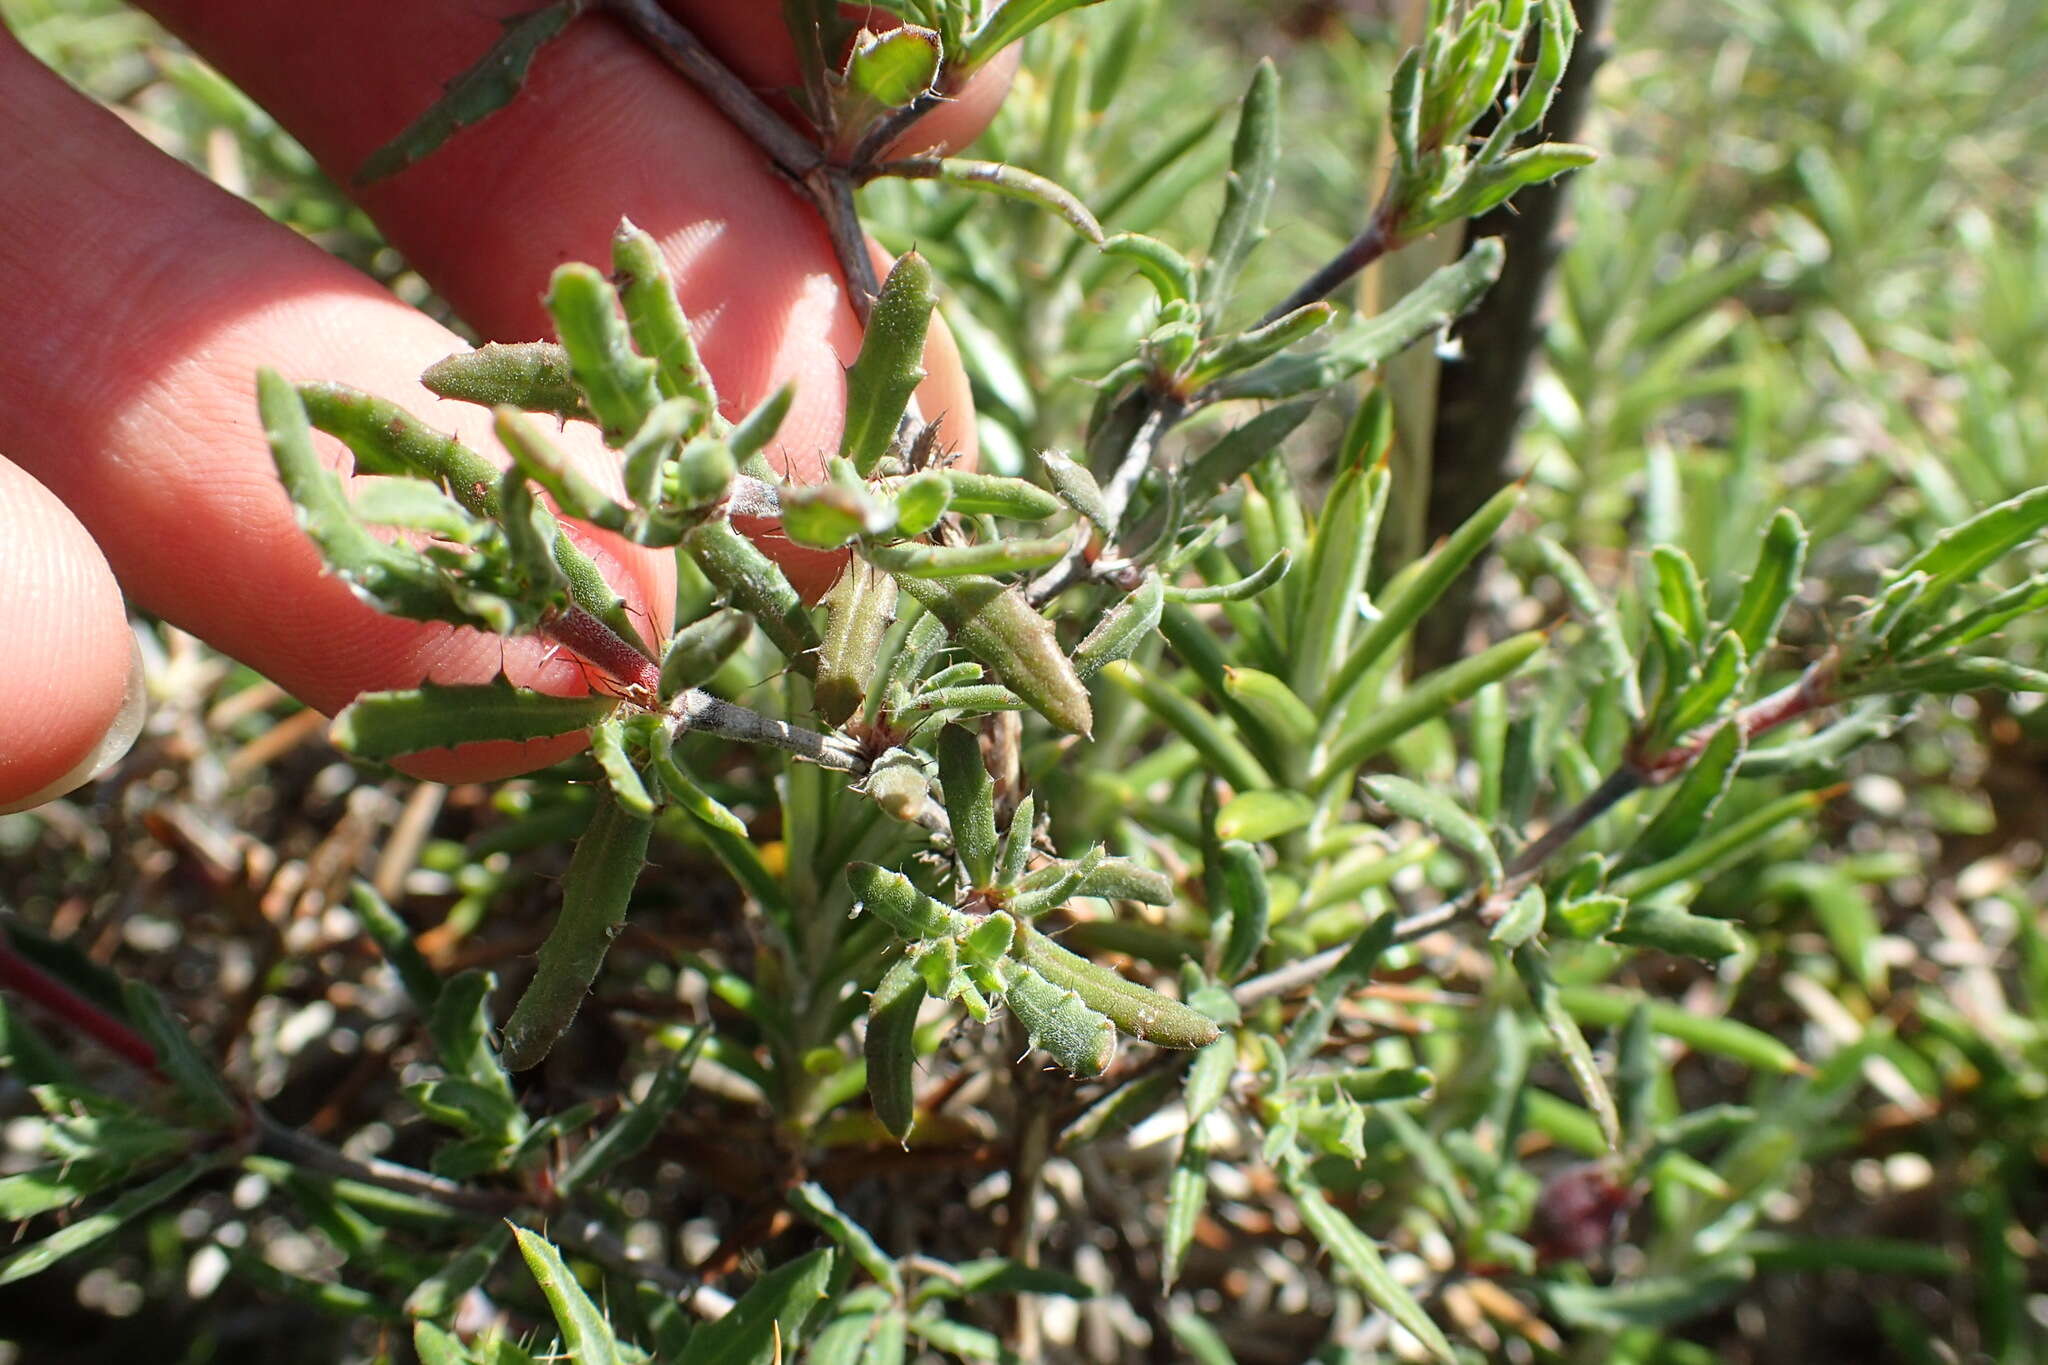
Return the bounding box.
[0,456,142,811]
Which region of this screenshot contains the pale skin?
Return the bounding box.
[0,2,1010,810]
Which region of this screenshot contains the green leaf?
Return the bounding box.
[1541,1259,1753,1331]
[1286,1172,1455,1364]
[846,23,940,108]
[1362,775,1501,885]
[1656,632,1745,746]
[1317,631,1547,785]
[1162,1125,1211,1288]
[356,1,588,183]
[1893,484,2048,600]
[1214,790,1313,843]
[1724,509,1808,660]
[675,1260,835,1365]
[121,981,237,1126]
[546,262,661,445]
[1102,658,1267,793]
[332,678,618,761]
[511,1226,627,1365]
[883,158,1104,244]
[964,0,1109,73]
[1610,786,1835,899]
[1202,59,1280,318]
[1012,924,1219,1049]
[938,472,1061,522]
[790,1183,901,1296]
[659,608,753,704]
[1285,911,1395,1068]
[1208,238,1504,400]
[1291,463,1388,699]
[0,1154,220,1285]
[1213,841,1272,981]
[1651,545,1708,644]
[422,341,591,422]
[588,718,655,817]
[1181,401,1316,504]
[896,575,1092,735]
[1513,943,1621,1151]
[843,253,935,476]
[1324,482,1523,714]
[613,219,717,413]
[890,472,952,537]
[1100,232,1200,305]
[685,518,821,670]
[1557,985,1804,1074]
[407,1223,513,1320]
[937,725,998,886]
[1163,549,1291,605]
[865,957,927,1144]
[500,789,653,1070]
[0,1160,129,1220]
[1624,721,1743,868]
[1221,667,1318,749]
[1531,537,1643,721]
[1608,902,1748,961]
[866,535,1070,578]
[1000,960,1118,1076]
[1072,574,1165,681]
[428,970,514,1095]
[559,1028,709,1196]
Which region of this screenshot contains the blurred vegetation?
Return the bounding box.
[3,1,2048,1363]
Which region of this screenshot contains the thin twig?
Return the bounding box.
[811,166,883,323]
[671,692,865,772]
[600,0,822,178]
[1027,397,1182,605]
[1258,209,1399,328]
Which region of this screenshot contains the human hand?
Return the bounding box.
[0,2,1005,811]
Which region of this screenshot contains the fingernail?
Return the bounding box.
[0,631,147,816]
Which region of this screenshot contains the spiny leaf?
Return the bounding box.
[357,1,589,184]
[331,678,618,761]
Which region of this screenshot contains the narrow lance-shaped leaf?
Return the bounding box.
[510,1227,626,1365]
[422,341,590,422]
[1363,775,1502,885]
[1724,509,1807,661]
[1209,238,1505,400]
[1213,840,1271,980]
[1608,902,1748,961]
[350,882,442,1008]
[1532,536,1643,722]
[678,1247,835,1365]
[0,1155,223,1287]
[790,1183,901,1297]
[1514,943,1621,1151]
[939,471,1062,521]
[1102,658,1268,794]
[1163,1125,1211,1288]
[1285,911,1395,1068]
[1164,549,1291,605]
[357,0,588,183]
[1013,925,1220,1049]
[866,957,926,1144]
[879,158,1104,244]
[816,562,898,727]
[897,575,1092,735]
[658,608,753,704]
[1072,573,1164,680]
[1101,232,1200,305]
[1317,630,1548,786]
[1893,484,2048,600]
[546,262,660,444]
[588,717,655,817]
[1201,58,1280,318]
[332,678,618,761]
[559,1027,709,1195]
[1286,1170,1457,1364]
[121,982,237,1126]
[963,0,1110,74]
[1001,960,1119,1076]
[1623,721,1742,868]
[1293,463,1388,700]
[1324,481,1523,714]
[613,218,717,414]
[843,253,935,477]
[1215,790,1313,843]
[865,536,1071,579]
[500,790,654,1070]
[938,725,998,886]
[685,518,821,672]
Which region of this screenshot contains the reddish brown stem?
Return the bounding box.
[543,603,663,697]
[0,939,160,1074]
